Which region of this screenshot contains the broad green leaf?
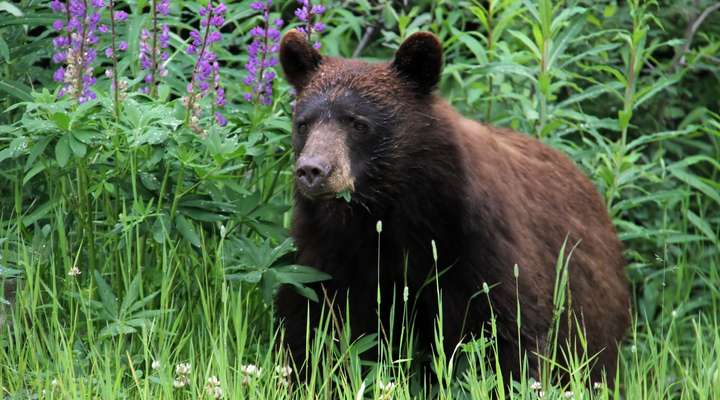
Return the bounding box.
[175,214,201,247]
[54,136,71,167]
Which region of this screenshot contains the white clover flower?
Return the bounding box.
[275,365,292,377]
[206,376,222,399]
[564,391,574,399]
[241,364,262,385]
[240,364,262,376]
[67,267,81,277]
[530,381,542,390]
[209,386,223,399]
[378,380,396,400]
[593,381,603,390]
[151,360,161,370]
[175,362,191,376]
[173,377,188,388]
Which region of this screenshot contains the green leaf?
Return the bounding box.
[687,211,718,244]
[0,2,24,16]
[0,36,9,62]
[175,214,201,247]
[54,136,71,167]
[0,79,32,101]
[152,214,172,244]
[51,112,70,131]
[670,168,720,205]
[94,271,119,317]
[68,135,87,157]
[273,265,332,285]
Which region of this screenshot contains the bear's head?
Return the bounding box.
[279,30,444,204]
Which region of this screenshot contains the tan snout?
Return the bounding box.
[295,123,354,199]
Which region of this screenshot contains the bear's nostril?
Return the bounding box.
[296,158,330,189]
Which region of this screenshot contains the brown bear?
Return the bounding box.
[276,30,630,385]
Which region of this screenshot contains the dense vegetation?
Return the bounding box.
[0,0,718,398]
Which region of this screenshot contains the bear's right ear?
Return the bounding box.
[279,29,322,91]
[392,32,443,94]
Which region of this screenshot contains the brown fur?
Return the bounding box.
[276,30,630,385]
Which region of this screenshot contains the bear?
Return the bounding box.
[275,29,630,385]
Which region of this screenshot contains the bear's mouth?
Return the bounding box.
[297,185,338,201]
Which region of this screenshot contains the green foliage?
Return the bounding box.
[0,0,719,398]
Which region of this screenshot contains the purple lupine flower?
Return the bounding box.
[50,0,105,103]
[294,0,325,49]
[139,0,172,94]
[104,0,131,104]
[184,1,228,130]
[156,0,170,16]
[215,111,227,126]
[244,0,283,105]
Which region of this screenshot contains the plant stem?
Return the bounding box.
[75,0,89,101]
[109,0,120,121]
[150,0,159,97]
[254,8,270,104]
[185,0,215,125]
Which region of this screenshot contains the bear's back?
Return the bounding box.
[449,109,629,364]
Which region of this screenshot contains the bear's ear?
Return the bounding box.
[392,32,443,94]
[280,29,322,91]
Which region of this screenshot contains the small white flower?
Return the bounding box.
[51,379,59,386]
[241,364,262,385]
[593,381,603,390]
[68,267,81,277]
[173,377,189,388]
[151,360,161,370]
[205,376,223,399]
[240,364,262,377]
[564,391,574,399]
[530,381,542,390]
[378,380,396,400]
[175,362,191,376]
[403,286,409,303]
[275,365,292,377]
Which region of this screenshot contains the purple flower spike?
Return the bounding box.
[157,0,170,16]
[50,0,108,102]
[244,0,283,106]
[184,1,228,131]
[215,111,227,126]
[294,0,326,49]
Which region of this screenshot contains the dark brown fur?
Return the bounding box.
[276,31,630,384]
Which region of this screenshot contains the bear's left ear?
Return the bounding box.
[392,32,443,94]
[280,29,322,91]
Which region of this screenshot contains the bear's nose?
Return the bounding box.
[296,157,331,190]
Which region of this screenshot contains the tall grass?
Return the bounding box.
[1,0,719,398]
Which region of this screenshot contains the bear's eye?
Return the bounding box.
[296,122,309,135]
[343,116,369,134]
[352,119,369,133]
